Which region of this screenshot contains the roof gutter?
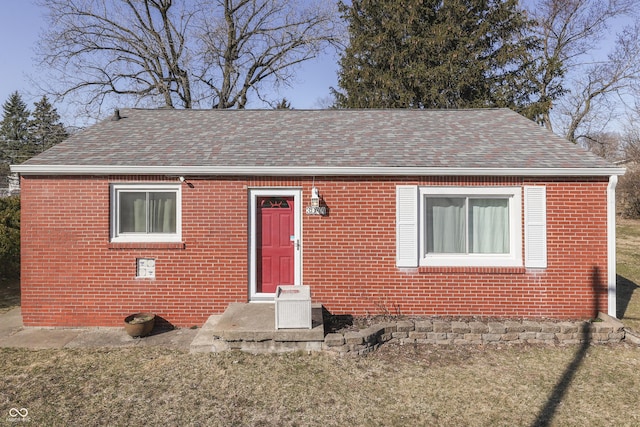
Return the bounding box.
[10,165,626,177]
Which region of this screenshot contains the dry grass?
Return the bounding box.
[1,343,640,426]
[616,219,640,331]
[3,221,640,425]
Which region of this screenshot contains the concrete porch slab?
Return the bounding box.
[211,302,324,342]
[0,327,86,349]
[190,303,325,353]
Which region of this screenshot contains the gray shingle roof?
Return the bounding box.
[14,108,622,175]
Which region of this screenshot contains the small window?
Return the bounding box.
[419,187,522,267]
[111,184,181,242]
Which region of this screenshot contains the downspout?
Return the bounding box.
[607,175,618,318]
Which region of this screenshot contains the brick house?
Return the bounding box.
[12,108,624,327]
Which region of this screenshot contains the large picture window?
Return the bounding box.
[426,197,509,254]
[111,184,181,242]
[419,187,522,267]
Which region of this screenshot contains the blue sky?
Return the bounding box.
[0,1,44,109]
[0,1,340,124]
[0,1,630,130]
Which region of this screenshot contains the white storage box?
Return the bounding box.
[275,285,312,329]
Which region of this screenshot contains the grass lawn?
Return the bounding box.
[616,219,640,331]
[1,221,640,425]
[1,344,640,426]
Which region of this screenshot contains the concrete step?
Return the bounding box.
[190,315,226,353]
[624,328,640,345]
[190,303,325,354]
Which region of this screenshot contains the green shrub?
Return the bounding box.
[0,195,20,279]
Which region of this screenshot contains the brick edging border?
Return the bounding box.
[322,312,626,355]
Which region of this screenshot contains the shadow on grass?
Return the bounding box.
[530,266,601,427]
[616,274,639,320]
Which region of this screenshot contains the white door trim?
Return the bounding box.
[249,188,302,301]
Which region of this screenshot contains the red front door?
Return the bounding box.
[257,196,295,293]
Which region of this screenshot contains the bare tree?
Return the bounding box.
[559,23,640,144]
[579,131,623,161]
[37,0,195,111]
[525,0,637,134]
[622,122,640,162]
[616,125,640,217]
[196,0,339,109]
[36,0,339,114]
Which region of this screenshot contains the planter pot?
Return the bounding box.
[124,313,156,337]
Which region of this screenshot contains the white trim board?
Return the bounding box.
[11,164,626,177]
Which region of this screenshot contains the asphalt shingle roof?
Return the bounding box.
[18,108,618,173]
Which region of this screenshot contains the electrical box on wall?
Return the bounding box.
[137,258,156,278]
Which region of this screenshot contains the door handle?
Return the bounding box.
[296,239,300,250]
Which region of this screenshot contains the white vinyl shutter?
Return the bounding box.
[396,185,418,267]
[524,186,547,268]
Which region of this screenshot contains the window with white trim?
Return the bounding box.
[111,184,182,242]
[397,185,546,268]
[420,187,522,267]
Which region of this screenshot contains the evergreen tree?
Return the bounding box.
[334,0,542,115]
[0,195,20,278]
[0,93,67,190]
[0,163,9,190]
[275,98,293,109]
[29,96,68,156]
[0,92,31,164]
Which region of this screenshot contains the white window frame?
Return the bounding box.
[419,187,522,267]
[110,184,182,243]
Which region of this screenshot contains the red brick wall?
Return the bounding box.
[20,175,610,327]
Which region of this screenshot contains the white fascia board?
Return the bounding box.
[10,164,626,177]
